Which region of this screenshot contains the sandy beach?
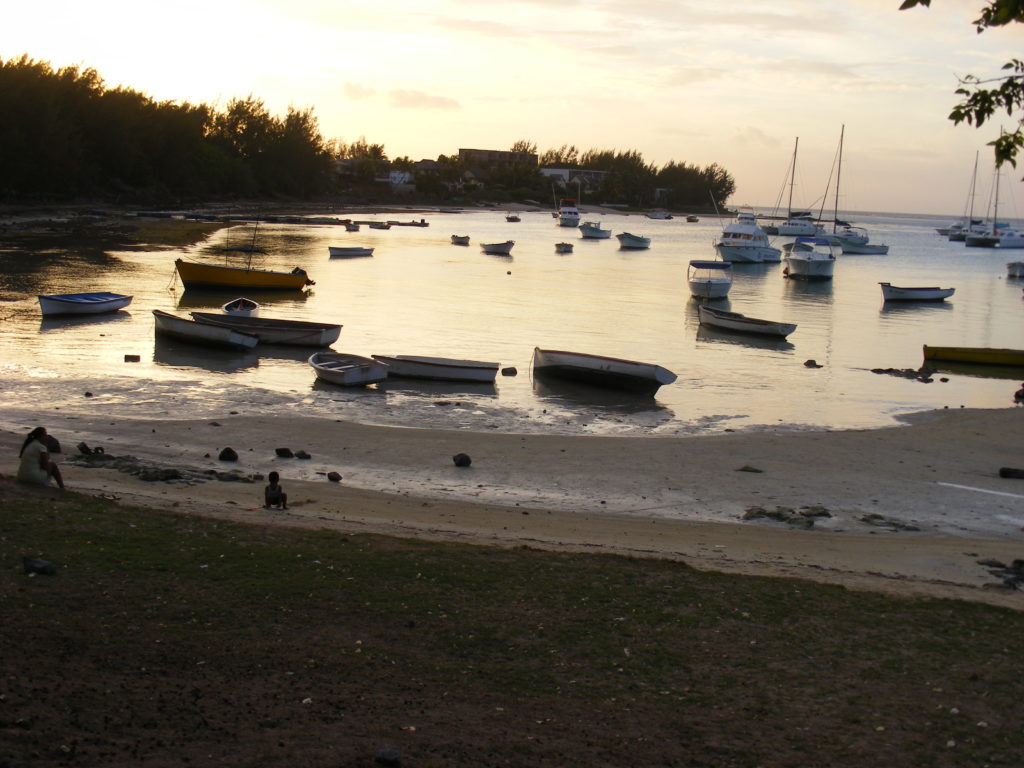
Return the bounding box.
[4,406,1023,609]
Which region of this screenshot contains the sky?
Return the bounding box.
[4,0,1023,216]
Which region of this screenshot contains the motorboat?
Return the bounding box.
[370,355,500,383]
[506,213,521,222]
[174,258,313,291]
[37,292,133,316]
[221,297,260,316]
[714,210,781,263]
[616,232,651,249]
[697,304,796,338]
[451,235,470,245]
[829,225,889,254]
[309,352,389,386]
[368,222,391,230]
[782,237,837,280]
[556,198,581,227]
[1007,262,1024,278]
[839,241,889,255]
[879,283,955,302]
[578,221,612,239]
[345,222,360,232]
[687,260,732,299]
[189,312,341,346]
[531,347,676,395]
[480,240,514,255]
[777,216,823,236]
[997,229,1024,248]
[555,242,574,254]
[923,345,1024,367]
[152,309,259,350]
[328,246,374,258]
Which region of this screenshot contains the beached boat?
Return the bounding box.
[370,354,500,383]
[309,352,389,386]
[37,292,133,316]
[616,232,651,249]
[782,237,837,280]
[687,260,732,299]
[174,258,313,291]
[879,283,955,302]
[697,304,796,338]
[328,246,374,258]
[481,240,514,255]
[555,242,574,254]
[189,312,341,347]
[556,198,581,227]
[152,309,259,350]
[221,297,260,316]
[923,345,1024,367]
[578,221,612,239]
[531,347,676,394]
[451,234,470,246]
[714,210,781,263]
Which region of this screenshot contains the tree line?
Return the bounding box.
[0,54,735,208]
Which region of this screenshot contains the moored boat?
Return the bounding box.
[37,292,133,316]
[578,221,612,239]
[451,234,470,246]
[368,221,391,230]
[714,210,780,263]
[189,312,341,346]
[345,222,360,232]
[687,260,732,299]
[556,198,581,227]
[697,304,796,338]
[1007,261,1024,278]
[555,242,574,254]
[221,297,260,316]
[879,283,955,302]
[506,213,521,222]
[309,352,389,386]
[782,237,837,280]
[481,240,514,255]
[152,309,259,350]
[616,232,651,249]
[370,354,500,383]
[922,345,1024,367]
[175,258,313,291]
[997,229,1024,248]
[531,347,676,394]
[387,219,429,227]
[328,246,374,258]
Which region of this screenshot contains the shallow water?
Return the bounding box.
[1,208,1021,437]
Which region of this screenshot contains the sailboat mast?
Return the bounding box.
[833,125,844,234]
[787,137,799,218]
[967,151,979,223]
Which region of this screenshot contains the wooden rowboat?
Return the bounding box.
[880,283,954,301]
[152,309,259,350]
[221,297,260,316]
[38,292,133,316]
[310,352,388,386]
[370,355,500,383]
[923,345,1024,367]
[532,347,676,394]
[480,241,514,255]
[697,304,796,338]
[189,312,341,347]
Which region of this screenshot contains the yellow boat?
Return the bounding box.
[923,345,1024,367]
[175,258,313,291]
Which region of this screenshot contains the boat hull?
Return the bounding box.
[221,297,260,316]
[328,246,374,258]
[175,259,311,291]
[480,241,514,255]
[189,312,341,346]
[310,352,388,386]
[578,222,612,239]
[697,304,796,338]
[370,355,499,383]
[451,235,470,245]
[879,283,954,301]
[532,347,676,394]
[152,310,259,350]
[715,244,781,263]
[841,243,889,255]
[923,345,1024,366]
[616,233,651,249]
[38,292,133,316]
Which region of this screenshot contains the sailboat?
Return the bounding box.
[777,137,823,236]
[826,126,889,255]
[965,158,1003,248]
[948,152,987,242]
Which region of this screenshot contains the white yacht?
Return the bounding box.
[714,210,781,263]
[782,237,837,280]
[556,198,581,227]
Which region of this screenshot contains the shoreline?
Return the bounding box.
[4,407,1023,609]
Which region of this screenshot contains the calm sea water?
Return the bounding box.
[1,208,1021,437]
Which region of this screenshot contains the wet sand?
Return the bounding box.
[4,407,1024,609]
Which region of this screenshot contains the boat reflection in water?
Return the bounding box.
[531,373,676,419]
[152,336,259,375]
[39,310,133,333]
[695,325,795,352]
[922,360,1024,381]
[174,289,310,313]
[379,378,498,398]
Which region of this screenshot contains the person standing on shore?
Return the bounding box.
[17,427,65,489]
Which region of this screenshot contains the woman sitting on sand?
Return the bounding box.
[17,427,65,489]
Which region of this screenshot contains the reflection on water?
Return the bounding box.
[379,378,499,398]
[696,325,796,352]
[925,360,1024,381]
[879,300,955,316]
[532,371,675,418]
[152,337,260,374]
[39,310,134,333]
[174,289,311,313]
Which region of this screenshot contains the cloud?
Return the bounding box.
[343,82,376,101]
[662,66,728,87]
[388,89,461,110]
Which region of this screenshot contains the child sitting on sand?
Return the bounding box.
[264,471,288,510]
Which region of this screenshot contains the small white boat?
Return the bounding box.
[38,292,133,316]
[714,210,781,263]
[783,237,837,280]
[697,304,796,338]
[370,354,500,383]
[345,222,360,232]
[1007,262,1024,278]
[777,217,823,236]
[328,246,374,258]
[309,352,388,386]
[555,242,574,254]
[616,232,651,249]
[997,229,1024,248]
[840,242,890,255]
[481,240,514,255]
[221,297,260,317]
[152,309,259,350]
[578,221,612,239]
[556,198,581,227]
[451,235,470,246]
[189,312,341,347]
[687,260,732,299]
[879,283,955,302]
[532,347,676,394]
[830,225,889,254]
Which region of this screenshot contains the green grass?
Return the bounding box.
[2,485,1023,767]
